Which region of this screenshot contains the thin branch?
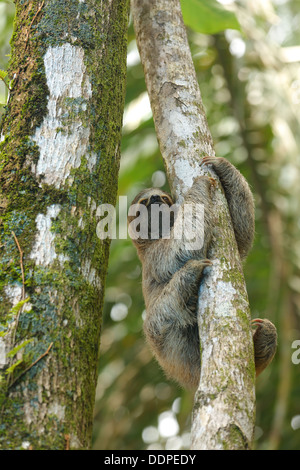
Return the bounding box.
[11,231,25,301]
[65,434,70,450]
[24,1,45,51]
[9,231,27,373]
[8,342,53,389]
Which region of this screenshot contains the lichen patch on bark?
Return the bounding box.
[31,43,96,188]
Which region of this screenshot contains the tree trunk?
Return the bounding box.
[131,0,256,449]
[0,0,129,450]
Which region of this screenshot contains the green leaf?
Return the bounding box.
[0,70,8,80]
[180,0,240,34]
[7,338,34,358]
[9,297,30,315]
[5,359,23,375]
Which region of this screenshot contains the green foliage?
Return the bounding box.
[5,358,23,375]
[0,298,30,335]
[180,0,240,34]
[0,1,15,113]
[6,338,34,360]
[8,297,30,316]
[0,70,8,86]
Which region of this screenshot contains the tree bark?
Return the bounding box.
[0,0,129,450]
[131,0,256,449]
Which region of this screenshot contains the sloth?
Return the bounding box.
[128,156,277,389]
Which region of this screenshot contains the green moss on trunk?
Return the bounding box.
[0,0,129,450]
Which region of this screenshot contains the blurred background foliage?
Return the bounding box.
[1,0,300,451]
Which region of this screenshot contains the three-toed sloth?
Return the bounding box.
[128,156,277,389]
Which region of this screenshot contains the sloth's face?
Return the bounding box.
[129,188,174,211]
[128,188,175,243]
[131,188,173,208]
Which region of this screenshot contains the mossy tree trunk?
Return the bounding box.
[131,0,256,449]
[0,0,129,450]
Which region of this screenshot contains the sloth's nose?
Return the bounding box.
[149,195,161,204]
